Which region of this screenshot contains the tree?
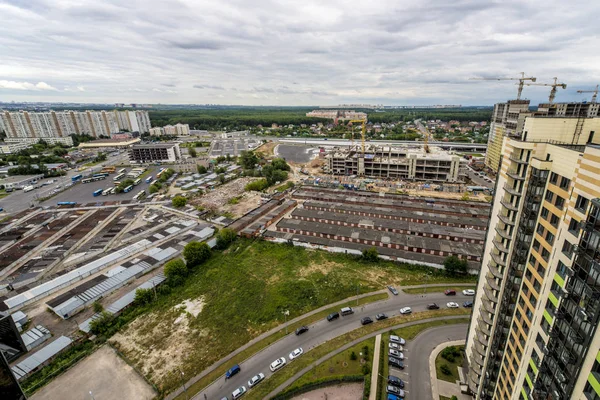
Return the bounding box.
[164,258,188,284]
[149,184,160,194]
[444,255,468,275]
[239,150,258,169]
[197,165,207,174]
[216,228,237,249]
[89,311,114,335]
[134,288,155,305]
[218,173,226,184]
[362,247,379,262]
[189,148,197,158]
[92,301,103,313]
[183,242,211,268]
[172,196,187,208]
[271,158,290,171]
[245,178,269,192]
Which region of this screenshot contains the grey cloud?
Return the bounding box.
[193,84,226,90]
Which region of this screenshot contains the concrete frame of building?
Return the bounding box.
[466,110,600,400]
[129,143,181,164]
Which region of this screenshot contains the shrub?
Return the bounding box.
[350,351,357,361]
[361,364,370,375]
[92,301,103,313]
[245,178,269,192]
[197,165,207,174]
[172,196,187,208]
[443,255,468,275]
[134,288,154,305]
[216,228,237,249]
[362,345,369,360]
[440,364,452,375]
[361,247,379,262]
[183,242,211,268]
[164,258,188,284]
[89,311,114,335]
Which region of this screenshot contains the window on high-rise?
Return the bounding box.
[550,214,560,227]
[545,190,554,202]
[559,177,571,190]
[536,224,545,235]
[550,172,559,185]
[562,241,574,258]
[555,195,565,209]
[575,195,589,212]
[568,218,580,235]
[541,207,549,219]
[545,231,555,245]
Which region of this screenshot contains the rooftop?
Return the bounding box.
[132,142,179,149]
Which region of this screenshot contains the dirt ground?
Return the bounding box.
[255,141,278,157]
[190,177,262,217]
[291,383,364,400]
[31,345,155,400]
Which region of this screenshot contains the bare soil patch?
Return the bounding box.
[291,382,364,400]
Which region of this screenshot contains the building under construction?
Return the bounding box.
[326,144,463,182]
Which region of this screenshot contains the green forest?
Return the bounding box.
[148,107,493,130]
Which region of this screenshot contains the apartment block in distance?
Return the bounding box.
[129,143,181,164]
[150,123,190,136]
[327,144,462,182]
[0,110,151,141]
[465,100,600,399]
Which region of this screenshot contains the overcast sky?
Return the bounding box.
[0,0,599,106]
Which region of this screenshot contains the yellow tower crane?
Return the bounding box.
[349,119,367,155]
[522,77,567,104]
[469,72,537,99]
[577,85,599,103]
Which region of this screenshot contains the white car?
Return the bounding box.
[389,343,404,351]
[232,386,246,399]
[463,289,476,296]
[389,335,406,345]
[447,302,459,308]
[389,349,404,359]
[289,347,304,360]
[248,373,264,388]
[399,307,412,314]
[270,357,287,372]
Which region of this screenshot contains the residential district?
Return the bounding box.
[0,81,599,400]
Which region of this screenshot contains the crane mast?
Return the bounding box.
[469,72,536,99]
[577,85,599,103]
[522,77,567,103]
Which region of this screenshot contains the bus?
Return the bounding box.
[82,176,106,184]
[114,181,121,186]
[123,185,133,193]
[156,169,166,179]
[93,173,109,178]
[118,168,126,174]
[133,178,142,186]
[93,189,103,197]
[71,174,83,182]
[113,173,125,181]
[133,190,146,200]
[150,179,158,186]
[101,166,116,174]
[145,176,153,184]
[57,201,77,206]
[102,188,112,196]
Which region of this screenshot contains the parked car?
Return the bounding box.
[463,289,476,296]
[289,348,303,360]
[327,312,340,321]
[270,357,287,372]
[447,302,459,308]
[387,285,399,295]
[375,313,388,321]
[389,335,406,345]
[340,307,354,316]
[463,301,474,308]
[389,349,404,359]
[427,303,440,310]
[399,307,412,314]
[226,364,241,379]
[444,289,457,296]
[295,326,309,335]
[387,394,401,400]
[247,373,264,388]
[361,317,373,325]
[231,386,246,399]
[388,356,404,369]
[389,342,403,351]
[387,385,405,397]
[387,375,405,388]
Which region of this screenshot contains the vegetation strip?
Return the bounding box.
[245,312,471,399]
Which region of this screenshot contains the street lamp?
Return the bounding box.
[423,271,433,297]
[282,310,290,335]
[178,369,188,400]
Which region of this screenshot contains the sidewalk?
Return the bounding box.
[369,334,382,400]
[429,339,470,400]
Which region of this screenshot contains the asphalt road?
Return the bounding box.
[403,323,468,399]
[194,290,474,400]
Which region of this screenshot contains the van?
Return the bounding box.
[225,364,240,379]
[341,307,354,316]
[23,185,34,193]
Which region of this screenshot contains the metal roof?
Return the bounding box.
[12,336,72,380]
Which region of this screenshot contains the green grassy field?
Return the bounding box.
[108,238,474,394]
[436,345,465,383]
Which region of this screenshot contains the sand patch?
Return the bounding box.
[174,297,205,324]
[298,260,341,277]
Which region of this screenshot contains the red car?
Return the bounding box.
[444,289,456,295]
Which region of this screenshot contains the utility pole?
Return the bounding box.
[178,369,188,400]
[356,283,360,306]
[283,310,290,334]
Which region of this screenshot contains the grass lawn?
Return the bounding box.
[290,338,375,388]
[107,238,473,395]
[249,314,471,400]
[402,286,476,295]
[435,345,465,383]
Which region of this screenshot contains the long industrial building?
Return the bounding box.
[465,103,600,399]
[0,109,151,140]
[326,144,463,182]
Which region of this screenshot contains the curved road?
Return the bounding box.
[191,289,474,400]
[405,323,468,399]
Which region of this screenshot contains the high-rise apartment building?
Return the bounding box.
[466,101,600,400]
[0,110,151,140]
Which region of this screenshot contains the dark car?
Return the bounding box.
[427,303,440,310]
[295,326,309,335]
[444,289,457,296]
[463,301,473,308]
[388,375,405,388]
[388,356,404,369]
[327,312,340,321]
[361,317,373,325]
[225,364,241,379]
[387,286,399,295]
[375,313,388,321]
